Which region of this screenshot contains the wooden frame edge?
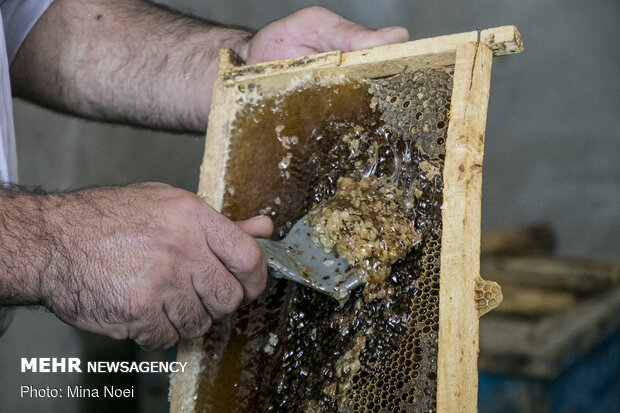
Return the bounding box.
[197,49,238,209]
[437,42,494,412]
[224,26,521,84]
[170,336,205,412]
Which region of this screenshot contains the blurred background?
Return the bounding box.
[0,0,618,412]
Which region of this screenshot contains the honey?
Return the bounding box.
[221,79,379,239]
[196,68,452,412]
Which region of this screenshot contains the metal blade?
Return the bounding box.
[256,218,364,303]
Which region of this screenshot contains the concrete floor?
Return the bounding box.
[1,0,618,412]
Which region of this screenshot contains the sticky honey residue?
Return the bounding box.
[324,332,367,410]
[308,176,421,284]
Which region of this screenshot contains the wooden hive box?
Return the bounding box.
[170,26,523,412]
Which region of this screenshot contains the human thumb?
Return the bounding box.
[350,26,410,50]
[235,215,274,238]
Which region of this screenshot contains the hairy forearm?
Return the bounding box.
[10,0,252,133]
[0,188,62,306]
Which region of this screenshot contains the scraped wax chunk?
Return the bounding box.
[307,175,421,283]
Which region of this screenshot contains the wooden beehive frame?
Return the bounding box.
[170,26,523,412]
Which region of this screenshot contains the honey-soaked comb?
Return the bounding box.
[192,68,454,413]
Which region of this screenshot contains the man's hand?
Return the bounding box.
[243,7,409,65]
[0,184,271,350]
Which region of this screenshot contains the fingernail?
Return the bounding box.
[249,215,268,220]
[377,26,400,32]
[375,26,410,43]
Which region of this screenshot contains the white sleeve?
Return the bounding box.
[0,0,54,336]
[0,0,54,64]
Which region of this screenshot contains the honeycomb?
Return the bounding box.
[194,68,453,412]
[368,69,452,160]
[475,278,503,317]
